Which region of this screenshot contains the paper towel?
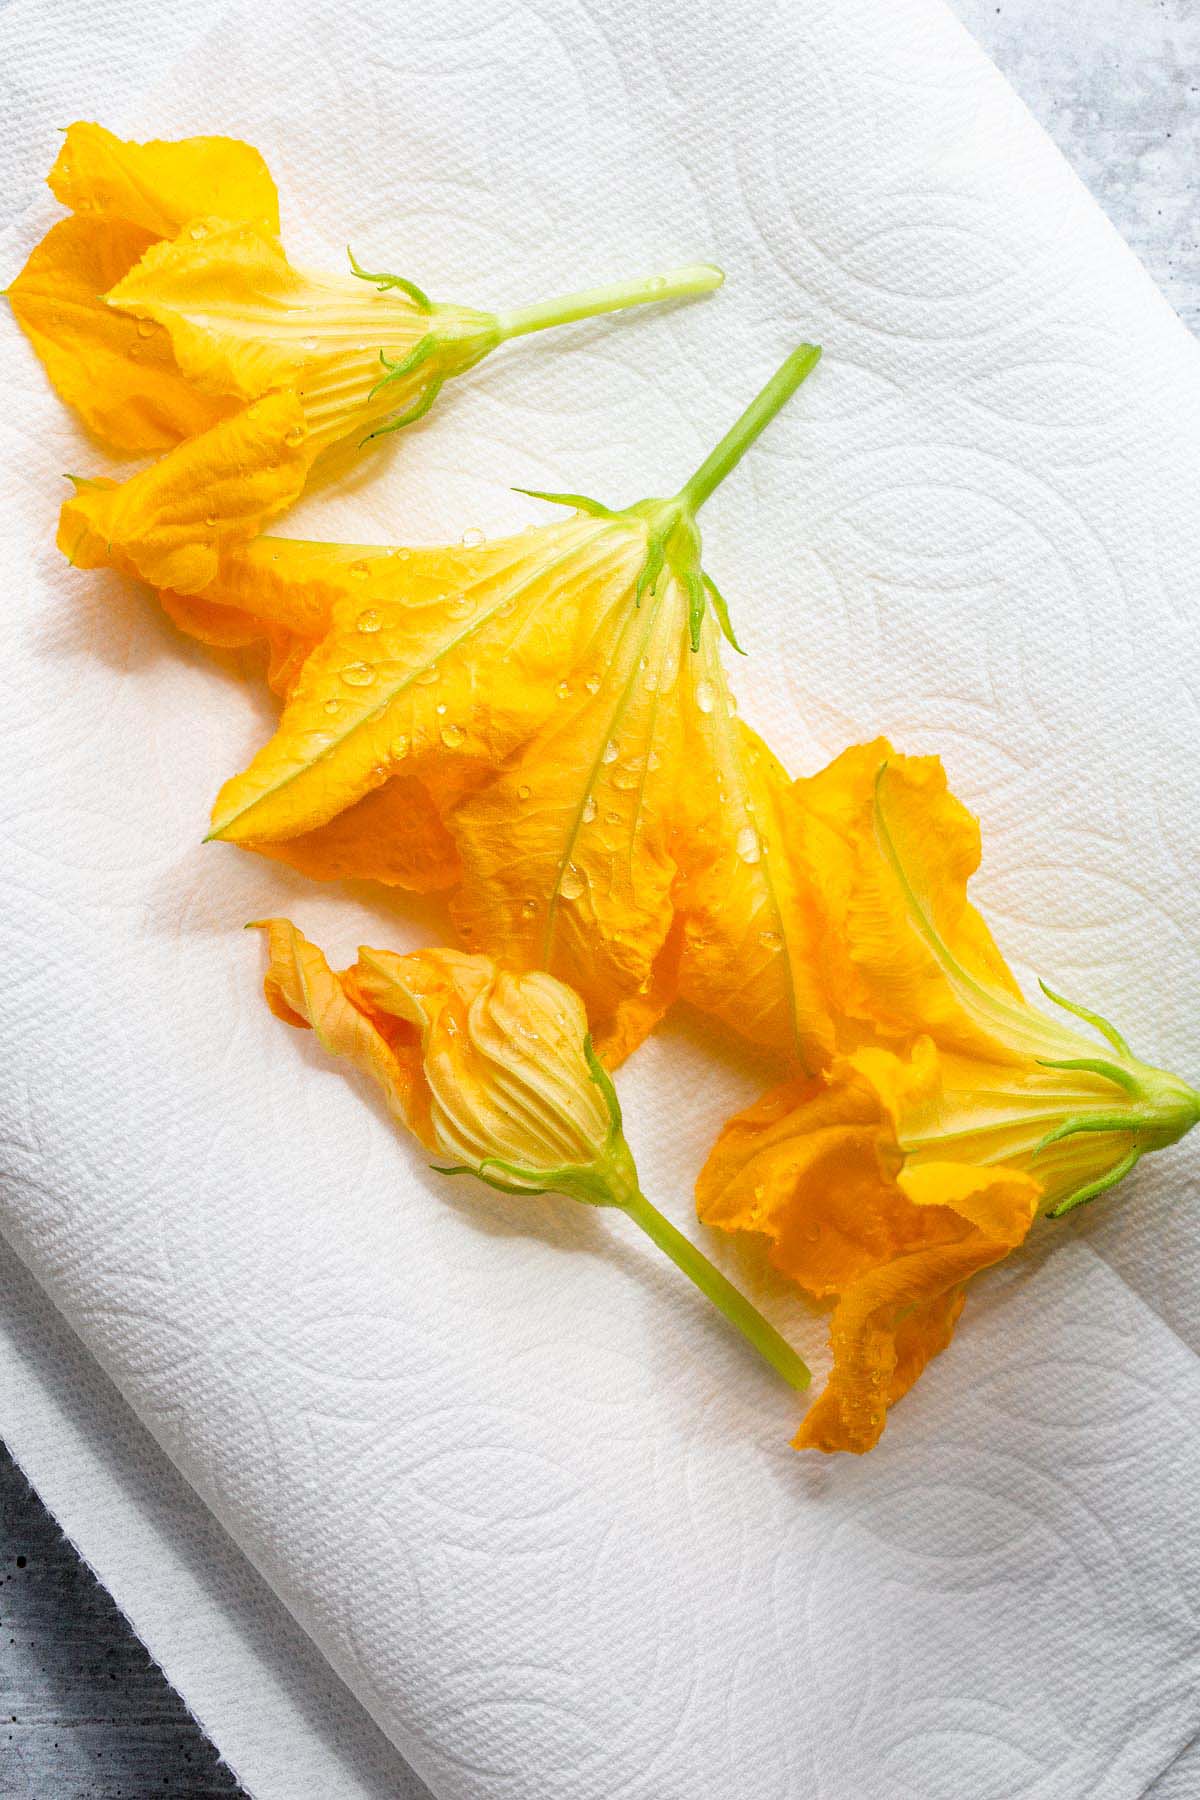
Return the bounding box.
[2,0,1199,1795]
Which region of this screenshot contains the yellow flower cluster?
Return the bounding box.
[11,124,1197,1453]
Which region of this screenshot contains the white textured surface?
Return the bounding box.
[2,1,1200,1797]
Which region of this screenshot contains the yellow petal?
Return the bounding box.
[48,121,278,238]
[449,553,690,1062]
[57,392,311,594]
[673,625,832,1066]
[795,742,1023,1056]
[697,1043,1040,1453]
[7,216,232,455]
[209,516,646,850]
[243,773,459,890]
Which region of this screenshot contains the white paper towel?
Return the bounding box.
[2,0,1199,1796]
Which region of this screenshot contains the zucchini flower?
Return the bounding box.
[12,121,721,594]
[697,747,1199,1454]
[194,345,831,1065]
[255,918,811,1396]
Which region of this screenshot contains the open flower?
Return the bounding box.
[697,748,1200,1453]
[16,121,721,593]
[256,918,811,1392]
[199,346,831,1064]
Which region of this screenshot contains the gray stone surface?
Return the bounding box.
[1,4,1197,1796]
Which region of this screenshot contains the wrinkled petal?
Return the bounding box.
[697,1042,1041,1452]
[244,772,459,890]
[57,391,311,593]
[209,516,646,859]
[7,216,231,454]
[794,743,1024,1058]
[48,121,278,238]
[258,918,420,1131]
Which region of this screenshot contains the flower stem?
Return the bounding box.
[676,342,822,515]
[494,264,724,340]
[620,1186,811,1392]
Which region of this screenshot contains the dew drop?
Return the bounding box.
[440,723,465,748]
[559,864,585,901]
[341,661,375,688]
[647,275,667,292]
[135,316,155,338]
[461,527,485,548]
[735,825,761,864]
[585,673,601,695]
[612,763,641,791]
[496,598,517,618]
[435,701,447,715]
[518,783,532,801]
[323,697,341,716]
[390,733,410,759]
[356,608,382,633]
[349,561,371,581]
[300,336,320,353]
[695,678,715,715]
[556,680,571,700]
[601,740,619,764]
[204,514,217,528]
[581,797,597,824]
[604,809,621,826]
[758,929,783,951]
[283,423,306,446]
[188,222,208,240]
[416,665,439,685]
[647,749,661,771]
[522,897,538,917]
[446,593,474,619]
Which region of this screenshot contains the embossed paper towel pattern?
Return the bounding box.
[1,0,1198,1796]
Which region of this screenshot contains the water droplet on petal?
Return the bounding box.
[300,336,320,354]
[581,797,596,824]
[341,662,375,688]
[522,897,538,917]
[435,701,447,715]
[559,864,585,901]
[135,316,155,338]
[356,608,382,633]
[695,678,715,714]
[647,750,661,771]
[612,763,641,791]
[188,222,208,240]
[446,593,474,619]
[204,514,217,528]
[604,809,621,826]
[517,784,532,801]
[390,733,410,759]
[461,527,485,548]
[735,825,761,864]
[758,929,783,951]
[349,562,370,581]
[601,740,619,764]
[323,698,341,715]
[496,598,517,618]
[647,275,667,292]
[556,680,571,700]
[416,665,439,685]
[283,423,306,446]
[440,723,465,748]
[585,673,601,695]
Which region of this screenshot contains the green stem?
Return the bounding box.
[676,342,822,515]
[620,1186,811,1392]
[494,264,724,340]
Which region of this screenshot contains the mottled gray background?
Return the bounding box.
[2,3,1197,1795]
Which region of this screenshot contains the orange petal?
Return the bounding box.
[257,918,420,1132]
[57,392,311,594]
[49,122,278,238]
[242,771,460,891]
[8,215,233,455]
[697,1044,1040,1453]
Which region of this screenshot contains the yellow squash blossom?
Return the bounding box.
[14,121,721,593]
[203,347,832,1064]
[697,749,1200,1454]
[256,917,811,1393]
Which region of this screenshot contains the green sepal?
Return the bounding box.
[347,247,432,313]
[703,572,745,654]
[1035,1055,1141,1096]
[1048,1148,1141,1219]
[1038,980,1132,1057]
[368,333,436,400]
[360,377,444,446]
[512,488,615,518]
